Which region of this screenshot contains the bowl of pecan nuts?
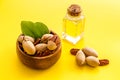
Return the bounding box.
[16,21,61,69]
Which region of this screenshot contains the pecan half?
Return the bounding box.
[34,38,41,45]
[49,35,57,42]
[35,48,53,57]
[49,35,60,46]
[55,36,60,45]
[99,59,109,66]
[70,48,80,55]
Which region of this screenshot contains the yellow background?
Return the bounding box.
[0,0,120,80]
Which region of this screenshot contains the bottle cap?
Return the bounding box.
[67,4,82,16]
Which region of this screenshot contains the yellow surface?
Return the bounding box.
[0,0,120,80]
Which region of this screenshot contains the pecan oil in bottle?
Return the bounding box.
[62,4,85,44]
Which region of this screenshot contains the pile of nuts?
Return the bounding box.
[18,32,60,57]
[70,47,109,67]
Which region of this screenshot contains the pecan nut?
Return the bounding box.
[99,59,109,66]
[36,49,53,57]
[70,48,80,55]
[49,35,60,46]
[34,38,41,45]
[55,36,60,45]
[49,35,57,42]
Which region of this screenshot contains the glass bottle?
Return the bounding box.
[62,4,85,44]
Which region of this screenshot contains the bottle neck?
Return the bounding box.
[65,13,84,21]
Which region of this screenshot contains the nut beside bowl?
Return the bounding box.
[16,32,61,69]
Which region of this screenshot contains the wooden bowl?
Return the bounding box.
[16,33,61,69]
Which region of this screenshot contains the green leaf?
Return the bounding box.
[21,21,49,39]
[34,22,49,38]
[21,21,35,38]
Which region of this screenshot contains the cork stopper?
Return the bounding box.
[67,4,82,16]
